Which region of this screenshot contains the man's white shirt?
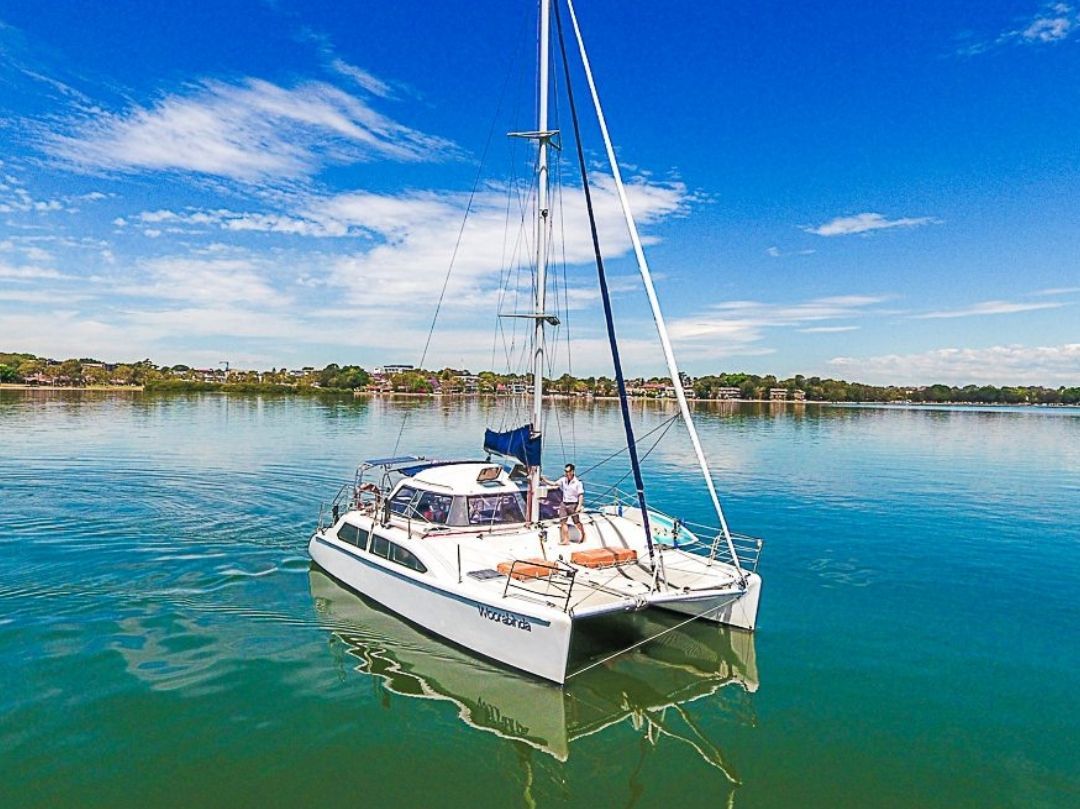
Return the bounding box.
[556,475,584,504]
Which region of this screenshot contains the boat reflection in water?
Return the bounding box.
[309,569,758,782]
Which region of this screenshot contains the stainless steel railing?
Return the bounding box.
[603,487,765,574]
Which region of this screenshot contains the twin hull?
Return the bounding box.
[309,527,760,683]
[309,534,573,683]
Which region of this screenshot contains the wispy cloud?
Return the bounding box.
[112,174,690,315]
[330,59,393,98]
[118,256,290,307]
[0,260,65,280]
[803,212,939,237]
[799,325,859,333]
[666,295,885,357]
[1032,286,1080,296]
[765,246,815,257]
[47,78,454,182]
[322,175,689,309]
[829,343,1080,385]
[959,3,1079,56]
[912,299,1066,319]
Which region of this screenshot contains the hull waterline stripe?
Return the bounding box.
[313,535,552,627]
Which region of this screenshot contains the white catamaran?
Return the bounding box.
[308,0,763,684]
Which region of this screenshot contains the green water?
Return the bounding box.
[1,392,1077,808]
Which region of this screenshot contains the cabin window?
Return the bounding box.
[370,533,391,559]
[414,491,453,524]
[466,493,526,525]
[337,522,361,545]
[356,527,371,551]
[390,543,428,574]
[388,486,418,517]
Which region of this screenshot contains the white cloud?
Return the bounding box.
[115,174,689,316]
[48,78,455,182]
[1032,286,1080,296]
[0,260,65,280]
[330,59,393,97]
[959,3,1079,55]
[804,212,938,237]
[119,257,289,306]
[912,299,1066,319]
[321,175,688,309]
[799,325,860,333]
[829,343,1080,385]
[0,182,64,215]
[1020,3,1076,41]
[0,311,138,360]
[665,295,885,357]
[766,245,814,257]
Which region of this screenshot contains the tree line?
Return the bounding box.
[0,353,370,392]
[2,352,1076,404]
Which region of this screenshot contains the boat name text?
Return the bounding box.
[477,605,532,631]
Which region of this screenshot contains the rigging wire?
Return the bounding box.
[577,412,679,478]
[393,10,528,455]
[589,412,680,501]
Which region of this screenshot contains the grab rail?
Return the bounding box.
[502,559,577,612]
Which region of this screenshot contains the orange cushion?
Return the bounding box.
[497,558,558,581]
[571,547,638,568]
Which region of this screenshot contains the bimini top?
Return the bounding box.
[408,462,521,497]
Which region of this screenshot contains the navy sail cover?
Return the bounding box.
[484,424,541,467]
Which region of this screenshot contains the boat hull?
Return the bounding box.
[652,573,762,631]
[309,533,574,683]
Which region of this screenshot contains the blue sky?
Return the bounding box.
[0,0,1077,384]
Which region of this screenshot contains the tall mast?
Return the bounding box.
[529,0,552,522]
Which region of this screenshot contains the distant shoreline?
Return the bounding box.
[0,383,145,391]
[2,384,1076,408]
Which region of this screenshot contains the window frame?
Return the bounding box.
[370,533,391,559]
[389,542,428,574]
[388,486,419,517]
[465,492,527,526]
[337,521,361,546]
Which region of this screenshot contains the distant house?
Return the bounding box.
[792,389,806,401]
[716,386,741,400]
[455,374,480,393]
[375,364,414,375]
[769,388,789,401]
[641,382,676,398]
[196,368,225,382]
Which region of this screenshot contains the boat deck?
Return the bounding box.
[438,511,745,619]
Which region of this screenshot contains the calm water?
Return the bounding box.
[1,392,1077,808]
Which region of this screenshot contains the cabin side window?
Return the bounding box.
[370,533,391,559]
[337,522,361,546]
[390,543,428,574]
[356,527,370,551]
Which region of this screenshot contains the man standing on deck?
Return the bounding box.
[546,464,585,545]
